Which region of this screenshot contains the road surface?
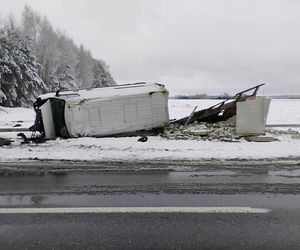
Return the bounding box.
[0,162,300,249]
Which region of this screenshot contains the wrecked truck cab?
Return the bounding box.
[32,82,170,139]
[34,97,70,139]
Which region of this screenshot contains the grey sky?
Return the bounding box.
[1,0,300,95]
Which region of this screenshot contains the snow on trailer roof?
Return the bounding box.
[37,82,167,101]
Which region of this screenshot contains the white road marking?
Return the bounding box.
[0,207,270,214]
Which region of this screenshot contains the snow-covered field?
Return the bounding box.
[0,99,300,163]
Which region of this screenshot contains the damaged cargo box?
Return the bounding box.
[236,96,271,135]
[33,82,169,138]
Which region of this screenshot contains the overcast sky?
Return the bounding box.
[1,0,300,95]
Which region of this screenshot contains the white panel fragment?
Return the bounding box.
[236,97,271,135]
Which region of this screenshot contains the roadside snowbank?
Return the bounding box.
[0,135,299,162]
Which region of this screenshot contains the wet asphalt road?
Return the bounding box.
[1,211,300,250]
[0,163,300,249]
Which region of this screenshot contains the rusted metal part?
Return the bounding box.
[173,84,265,125]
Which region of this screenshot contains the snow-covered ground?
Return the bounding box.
[0,106,35,129]
[0,99,299,162]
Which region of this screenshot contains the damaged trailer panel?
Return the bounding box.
[32,82,169,139]
[173,84,266,125]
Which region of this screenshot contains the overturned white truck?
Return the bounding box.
[32,82,169,139]
[30,82,270,141]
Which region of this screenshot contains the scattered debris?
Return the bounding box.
[265,128,300,140]
[161,117,243,142]
[138,136,148,142]
[266,128,300,136]
[244,136,280,142]
[165,84,273,142]
[17,132,46,144]
[161,114,286,142]
[17,133,30,144]
[0,137,12,146]
[292,134,300,140]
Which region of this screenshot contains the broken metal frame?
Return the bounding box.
[173,83,266,125]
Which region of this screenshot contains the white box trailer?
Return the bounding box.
[33,82,169,138]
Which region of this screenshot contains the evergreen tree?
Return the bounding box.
[0,22,45,106]
[92,60,115,88]
[0,5,116,107]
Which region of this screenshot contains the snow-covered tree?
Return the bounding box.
[0,22,45,106]
[0,5,116,107]
[21,6,116,90]
[92,60,115,88]
[76,45,94,88]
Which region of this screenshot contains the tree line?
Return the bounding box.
[172,93,232,100]
[0,5,116,107]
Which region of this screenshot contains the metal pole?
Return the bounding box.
[184,106,198,126]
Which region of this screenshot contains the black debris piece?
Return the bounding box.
[0,137,12,146]
[138,136,148,142]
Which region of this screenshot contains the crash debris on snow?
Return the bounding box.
[266,128,300,140]
[162,84,272,142]
[161,118,300,143]
[0,137,12,146]
[161,118,234,141]
[7,82,276,144]
[161,116,280,142]
[161,117,242,142]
